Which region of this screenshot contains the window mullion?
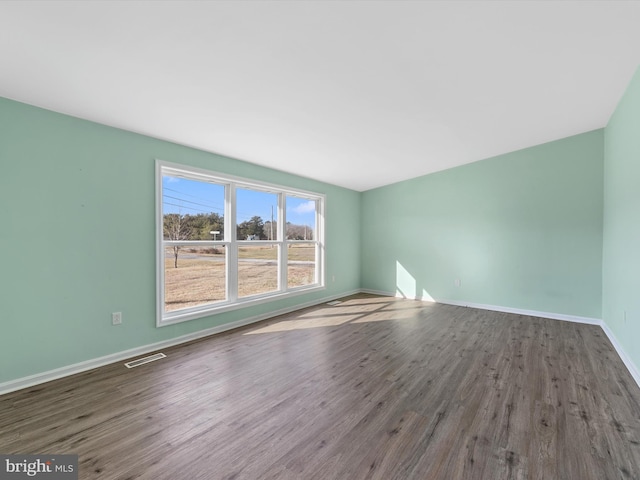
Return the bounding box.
[227,183,238,302]
[279,193,287,291]
[316,198,324,285]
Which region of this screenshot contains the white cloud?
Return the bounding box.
[290,200,315,214]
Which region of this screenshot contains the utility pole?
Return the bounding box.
[270,205,274,242]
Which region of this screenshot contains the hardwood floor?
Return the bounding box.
[1,294,640,479]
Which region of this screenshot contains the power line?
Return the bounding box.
[162,202,219,215]
[164,200,276,222]
[164,188,272,220]
[163,194,224,213]
[164,186,225,209]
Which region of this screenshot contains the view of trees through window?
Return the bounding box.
[158,164,323,322]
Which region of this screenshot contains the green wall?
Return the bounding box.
[603,67,640,370]
[0,97,362,384]
[361,131,604,319]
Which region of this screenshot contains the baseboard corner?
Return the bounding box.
[600,321,640,389]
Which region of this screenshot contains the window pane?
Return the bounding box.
[236,188,278,240]
[163,175,225,240]
[286,196,315,240]
[287,243,316,288]
[164,245,226,312]
[238,244,278,297]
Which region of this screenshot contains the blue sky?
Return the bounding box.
[162,176,315,226]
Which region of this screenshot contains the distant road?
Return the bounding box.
[165,252,312,265]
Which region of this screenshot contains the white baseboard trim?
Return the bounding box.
[361,289,601,324]
[436,299,602,325]
[359,288,397,297]
[0,289,360,396]
[600,322,640,389]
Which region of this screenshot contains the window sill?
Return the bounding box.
[157,284,326,327]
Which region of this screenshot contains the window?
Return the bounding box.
[156,160,325,326]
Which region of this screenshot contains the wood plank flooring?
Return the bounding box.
[1,294,640,479]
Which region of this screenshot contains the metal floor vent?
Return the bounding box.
[125,353,166,369]
[326,300,342,306]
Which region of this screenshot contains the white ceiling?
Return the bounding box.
[1,1,639,191]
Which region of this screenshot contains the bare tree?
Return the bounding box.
[286,222,313,240]
[164,213,192,268]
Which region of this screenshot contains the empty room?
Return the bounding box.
[1,1,639,479]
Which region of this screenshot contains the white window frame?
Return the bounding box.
[156,160,325,326]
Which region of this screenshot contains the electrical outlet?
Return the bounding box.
[332,275,335,282]
[624,310,627,324]
[112,312,122,325]
[454,279,461,287]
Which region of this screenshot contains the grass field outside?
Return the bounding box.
[164,244,316,312]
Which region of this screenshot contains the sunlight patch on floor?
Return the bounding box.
[244,295,427,334]
[351,308,420,323]
[244,314,360,334]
